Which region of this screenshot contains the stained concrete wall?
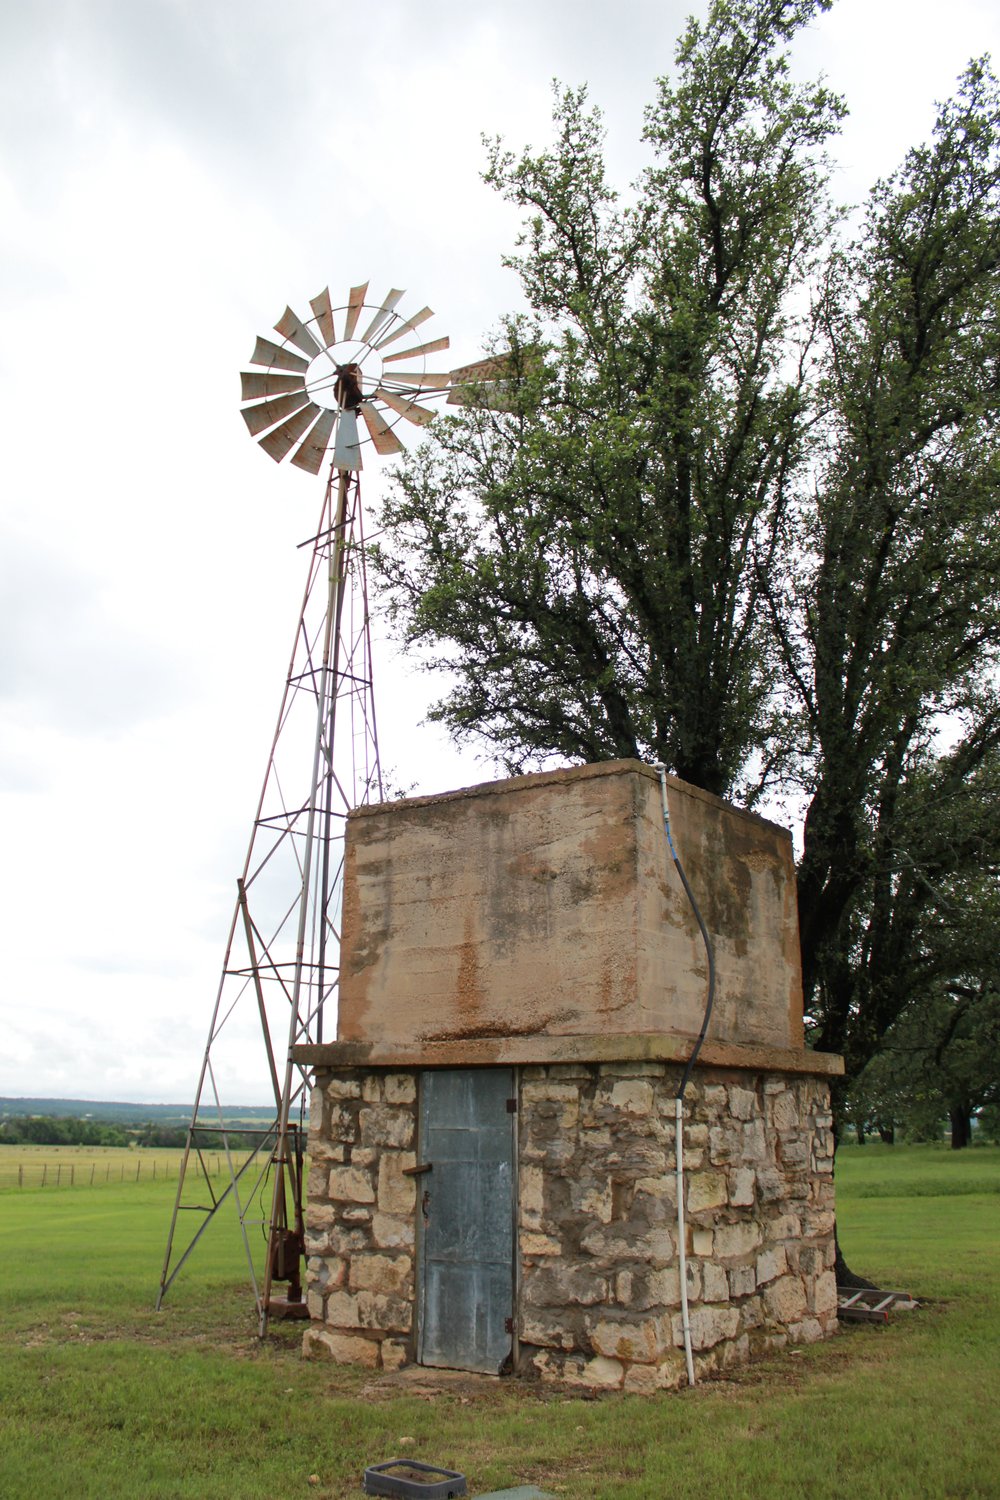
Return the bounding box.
[337,760,803,1054]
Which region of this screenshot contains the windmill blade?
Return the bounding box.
[258,402,321,463]
[343,282,369,341]
[249,336,310,374]
[274,306,322,359]
[374,386,437,427]
[333,408,363,471]
[240,371,307,402]
[290,408,337,474]
[309,287,337,349]
[382,336,450,364]
[359,289,405,345]
[381,370,452,389]
[372,306,434,352]
[241,389,313,437]
[360,402,405,456]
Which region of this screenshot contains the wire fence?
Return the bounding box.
[0,1153,255,1191]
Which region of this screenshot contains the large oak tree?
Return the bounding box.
[372,0,1000,1126]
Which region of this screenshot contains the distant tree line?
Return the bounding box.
[0,1116,131,1147]
[843,976,999,1149]
[0,1115,269,1151]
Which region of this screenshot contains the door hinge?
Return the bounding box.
[506,1097,517,1114]
[505,1316,514,1334]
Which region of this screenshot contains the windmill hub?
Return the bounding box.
[304,345,375,411]
[333,363,365,412]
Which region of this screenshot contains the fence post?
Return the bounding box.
[90,1164,95,1185]
[71,1164,75,1187]
[18,1165,23,1189]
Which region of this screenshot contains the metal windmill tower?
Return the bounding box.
[157,282,503,1335]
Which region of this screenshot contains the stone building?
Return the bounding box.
[294,759,842,1388]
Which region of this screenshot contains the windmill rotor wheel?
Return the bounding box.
[241,281,518,476]
[239,282,456,475]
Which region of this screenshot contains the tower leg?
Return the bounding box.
[158,464,382,1329]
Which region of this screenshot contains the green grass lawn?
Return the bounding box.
[1,1145,998,1499]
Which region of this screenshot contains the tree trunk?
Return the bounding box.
[950,1106,972,1150]
[877,1123,895,1144]
[830,1117,876,1288]
[834,1232,878,1291]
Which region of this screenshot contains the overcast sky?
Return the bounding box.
[1,0,997,1105]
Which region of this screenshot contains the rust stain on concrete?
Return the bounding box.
[455,910,483,1019]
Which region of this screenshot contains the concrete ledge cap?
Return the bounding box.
[348,757,793,844]
[293,1031,843,1077]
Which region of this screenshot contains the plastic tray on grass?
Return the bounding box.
[363,1459,468,1498]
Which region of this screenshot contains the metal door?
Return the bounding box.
[416,1068,515,1373]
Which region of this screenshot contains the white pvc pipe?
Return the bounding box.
[675,1095,696,1387]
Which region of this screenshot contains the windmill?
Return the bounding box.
[157,283,510,1335]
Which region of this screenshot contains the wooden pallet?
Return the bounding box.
[837,1286,919,1323]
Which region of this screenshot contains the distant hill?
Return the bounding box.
[0,1097,279,1126]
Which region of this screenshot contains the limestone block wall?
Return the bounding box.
[302,1071,419,1371]
[301,1061,837,1384]
[517,1061,837,1390]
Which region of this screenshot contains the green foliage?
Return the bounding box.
[372,0,1000,1113]
[374,0,843,796]
[777,57,1000,1086]
[0,1115,130,1147]
[844,956,1000,1147]
[132,1123,190,1147]
[0,1113,268,1151]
